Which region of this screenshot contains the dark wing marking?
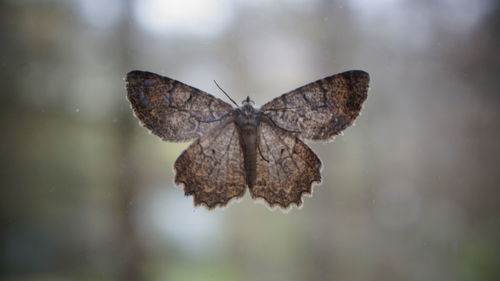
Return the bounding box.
[250,119,321,210]
[261,70,369,140]
[174,120,247,209]
[126,70,234,142]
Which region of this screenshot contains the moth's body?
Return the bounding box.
[234,97,261,187]
[126,70,369,210]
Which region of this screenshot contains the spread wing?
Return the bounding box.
[251,120,321,210]
[174,121,247,209]
[126,70,234,142]
[261,70,369,140]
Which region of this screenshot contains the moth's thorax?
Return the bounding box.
[235,98,261,129]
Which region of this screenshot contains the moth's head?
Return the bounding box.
[241,96,255,106]
[238,96,256,117]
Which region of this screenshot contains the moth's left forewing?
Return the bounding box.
[333,70,369,118]
[261,70,370,141]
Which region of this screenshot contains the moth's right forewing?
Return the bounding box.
[126,71,234,142]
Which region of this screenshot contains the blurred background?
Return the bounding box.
[1,0,500,280]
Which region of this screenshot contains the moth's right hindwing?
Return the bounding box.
[174,121,247,209]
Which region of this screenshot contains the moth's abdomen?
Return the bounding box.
[239,126,258,187]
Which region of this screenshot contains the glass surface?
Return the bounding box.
[1,0,499,280]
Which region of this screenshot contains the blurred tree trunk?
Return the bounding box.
[112,0,144,280]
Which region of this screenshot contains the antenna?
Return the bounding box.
[214,80,238,106]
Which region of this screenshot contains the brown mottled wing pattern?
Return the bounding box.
[126,70,233,142]
[174,120,247,209]
[261,70,369,140]
[251,120,321,209]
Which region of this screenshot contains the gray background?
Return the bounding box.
[1,0,499,280]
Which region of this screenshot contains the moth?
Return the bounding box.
[126,70,369,210]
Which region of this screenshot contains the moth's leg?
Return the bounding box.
[255,125,270,163]
[260,113,301,135]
